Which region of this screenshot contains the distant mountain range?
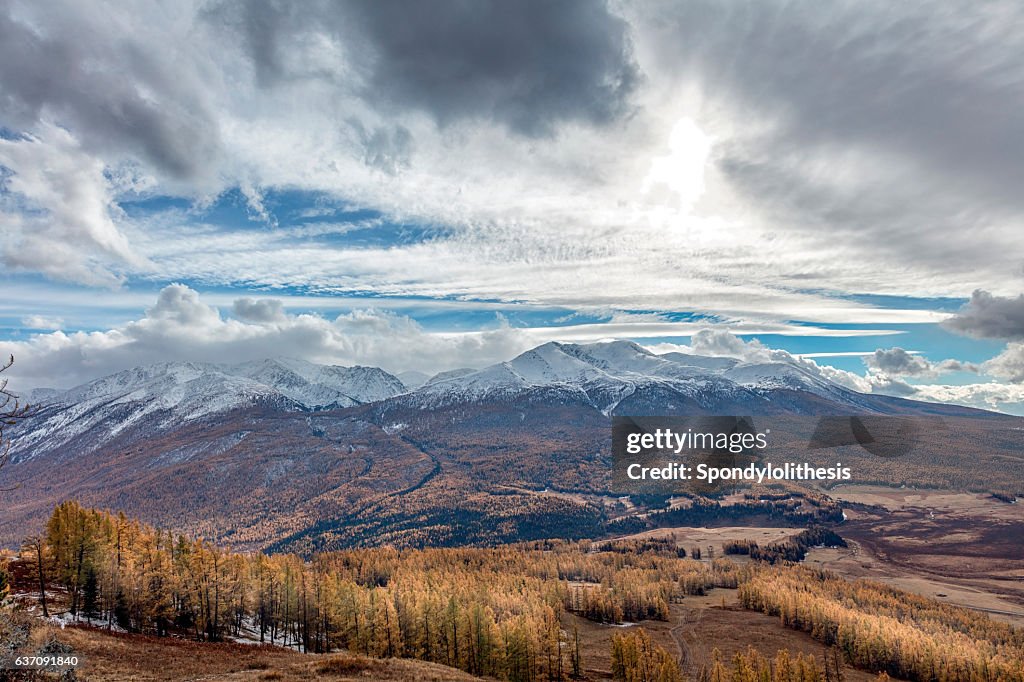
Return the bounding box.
[397,340,887,413]
[2,341,1017,552]
[13,341,984,460]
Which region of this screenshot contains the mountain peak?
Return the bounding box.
[11,358,408,462]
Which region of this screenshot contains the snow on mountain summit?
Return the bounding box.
[9,359,408,462]
[10,342,885,462]
[230,358,406,408]
[722,361,845,399]
[407,339,863,412]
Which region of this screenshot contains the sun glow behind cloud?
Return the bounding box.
[644,117,713,213]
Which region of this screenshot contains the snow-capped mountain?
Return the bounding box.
[10,359,405,462]
[230,358,405,408]
[8,341,977,465]
[425,368,477,385]
[404,340,872,414]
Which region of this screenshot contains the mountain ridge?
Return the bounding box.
[3,339,1017,553]
[15,340,1000,463]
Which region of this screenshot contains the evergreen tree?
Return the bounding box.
[82,566,99,623]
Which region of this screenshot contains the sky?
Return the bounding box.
[3,0,1024,413]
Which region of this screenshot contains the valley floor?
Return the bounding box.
[811,484,1024,626]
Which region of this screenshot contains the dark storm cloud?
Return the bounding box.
[212,0,640,136]
[346,0,640,135]
[0,3,221,180]
[943,290,1024,340]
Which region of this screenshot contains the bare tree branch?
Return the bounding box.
[1,355,33,482]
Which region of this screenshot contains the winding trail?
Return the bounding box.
[670,605,705,677]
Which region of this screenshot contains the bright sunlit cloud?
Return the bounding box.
[643,117,713,212]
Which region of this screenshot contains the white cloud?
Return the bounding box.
[644,330,874,393]
[0,124,144,286]
[20,315,63,330]
[644,331,1006,406]
[0,285,535,389]
[511,321,899,343]
[910,382,1024,413]
[1,288,895,391]
[231,298,287,325]
[982,342,1024,383]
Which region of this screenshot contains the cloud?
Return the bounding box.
[3,298,881,391]
[651,331,983,400]
[865,347,977,377]
[941,291,1024,383]
[0,2,221,181]
[652,329,875,393]
[0,125,143,286]
[865,348,928,375]
[354,123,414,175]
[630,1,1024,296]
[231,298,287,324]
[863,373,918,397]
[0,0,1020,317]
[0,285,535,389]
[943,290,1024,340]
[21,315,63,331]
[688,328,755,358]
[211,0,640,136]
[982,343,1024,383]
[146,284,222,327]
[910,382,1024,412]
